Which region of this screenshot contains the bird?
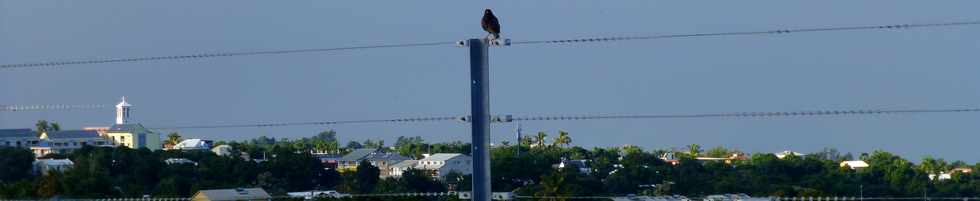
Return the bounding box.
[481,9,501,40]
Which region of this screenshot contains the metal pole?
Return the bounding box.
[516,122,522,157]
[468,38,491,201]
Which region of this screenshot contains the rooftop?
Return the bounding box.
[391,160,419,169]
[340,148,381,161]
[194,188,271,201]
[0,129,36,138]
[45,130,102,139]
[34,159,74,166]
[108,123,148,133]
[174,139,210,150]
[421,153,466,161]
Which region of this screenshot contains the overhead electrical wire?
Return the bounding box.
[511,108,980,122]
[0,104,109,112]
[0,41,456,70]
[511,20,980,45]
[2,20,978,70]
[149,107,980,130]
[151,116,458,130]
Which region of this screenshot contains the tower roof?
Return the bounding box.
[116,97,132,107]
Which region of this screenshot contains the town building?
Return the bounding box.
[659,152,680,165]
[212,144,233,156]
[553,159,592,174]
[192,188,271,201]
[775,150,806,159]
[32,130,110,157]
[0,129,39,148]
[951,167,973,174]
[415,153,473,179]
[173,139,213,150]
[103,97,162,150]
[105,123,161,150]
[337,148,410,177]
[388,160,419,178]
[313,153,343,169]
[33,159,74,175]
[840,160,869,170]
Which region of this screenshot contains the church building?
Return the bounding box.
[103,97,162,150]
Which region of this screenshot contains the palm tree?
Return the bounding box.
[686,144,702,157]
[553,130,572,148]
[520,136,534,146]
[534,132,548,148]
[35,120,50,136]
[314,141,328,153]
[166,132,182,145]
[49,123,61,132]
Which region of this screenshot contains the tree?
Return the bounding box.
[353,160,380,193]
[50,123,61,132]
[314,130,338,142]
[520,136,534,146]
[166,132,182,146]
[0,147,35,182]
[553,131,572,148]
[35,120,50,136]
[686,144,702,157]
[534,132,548,148]
[346,141,363,150]
[704,146,733,158]
[36,171,64,198]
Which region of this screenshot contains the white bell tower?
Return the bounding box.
[115,97,132,124]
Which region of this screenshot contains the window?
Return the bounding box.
[121,136,125,141]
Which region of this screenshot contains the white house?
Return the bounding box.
[174,139,212,150]
[387,160,419,178]
[212,145,233,156]
[775,150,806,159]
[840,160,869,170]
[415,153,472,179]
[553,159,592,174]
[33,159,74,175]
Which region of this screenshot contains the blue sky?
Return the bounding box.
[2,1,979,162]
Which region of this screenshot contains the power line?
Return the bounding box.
[512,108,980,122]
[150,116,458,130]
[3,20,977,70]
[0,41,456,70]
[511,20,980,45]
[0,104,110,112]
[149,107,980,130]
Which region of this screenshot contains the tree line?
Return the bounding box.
[1,130,978,200]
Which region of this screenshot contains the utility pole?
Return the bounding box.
[468,38,491,201]
[516,122,522,157]
[461,37,509,201]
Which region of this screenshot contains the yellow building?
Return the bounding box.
[106,124,161,150]
[104,97,161,150]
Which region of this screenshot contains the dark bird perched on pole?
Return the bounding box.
[482,9,501,40]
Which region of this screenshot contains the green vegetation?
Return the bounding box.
[0,130,978,200]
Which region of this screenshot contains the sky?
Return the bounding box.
[2,1,979,162]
